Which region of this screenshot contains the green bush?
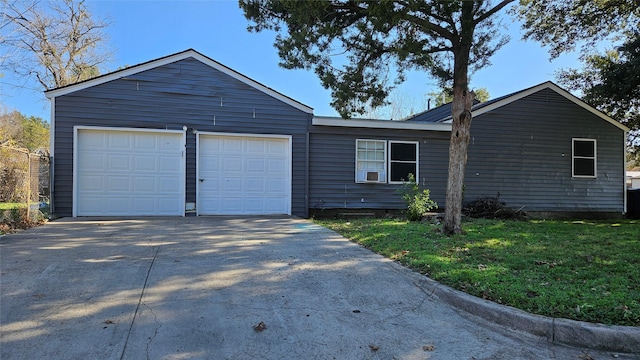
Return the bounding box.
[398,174,438,221]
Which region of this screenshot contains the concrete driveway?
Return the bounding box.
[0,217,630,359]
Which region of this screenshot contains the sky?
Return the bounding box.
[1,0,588,121]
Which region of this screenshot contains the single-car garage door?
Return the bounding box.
[75,127,185,216]
[197,133,291,215]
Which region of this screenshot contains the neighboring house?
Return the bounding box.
[45,49,630,218]
[628,171,640,189]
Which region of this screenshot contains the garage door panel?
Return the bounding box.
[222,178,243,192]
[242,198,264,212]
[132,198,156,212]
[244,178,265,192]
[158,176,182,192]
[134,156,157,171]
[223,157,243,172]
[106,176,130,191]
[78,154,105,171]
[158,156,181,172]
[105,197,129,212]
[265,197,286,212]
[79,132,106,149]
[76,128,184,216]
[133,176,156,192]
[135,134,157,150]
[198,134,290,215]
[79,176,104,191]
[108,134,132,149]
[246,139,265,153]
[223,138,243,152]
[107,154,131,171]
[245,158,266,173]
[267,185,286,194]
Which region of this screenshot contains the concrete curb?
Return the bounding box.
[413,276,640,354]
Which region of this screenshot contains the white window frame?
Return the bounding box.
[388,141,419,184]
[572,138,597,178]
[355,139,387,183]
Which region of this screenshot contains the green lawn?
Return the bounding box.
[0,202,27,210]
[316,218,640,326]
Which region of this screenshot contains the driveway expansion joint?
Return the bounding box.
[119,246,161,360]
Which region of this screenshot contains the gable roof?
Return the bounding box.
[406,81,630,132]
[44,49,314,114]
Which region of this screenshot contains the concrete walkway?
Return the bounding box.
[0,217,636,359]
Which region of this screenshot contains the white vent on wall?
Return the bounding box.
[366,171,380,182]
[357,170,386,183]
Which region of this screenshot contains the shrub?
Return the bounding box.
[398,174,438,221]
[462,194,526,220]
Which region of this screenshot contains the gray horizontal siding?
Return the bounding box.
[308,126,450,210]
[464,88,625,212]
[53,57,310,217]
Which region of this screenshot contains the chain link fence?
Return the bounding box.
[0,146,50,225]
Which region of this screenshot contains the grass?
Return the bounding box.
[316,217,640,327]
[0,202,27,210]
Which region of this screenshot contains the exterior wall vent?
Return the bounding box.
[365,171,383,183]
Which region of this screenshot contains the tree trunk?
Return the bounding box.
[442,88,475,234]
[442,7,475,235]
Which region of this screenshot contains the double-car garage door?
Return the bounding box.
[74,127,291,216]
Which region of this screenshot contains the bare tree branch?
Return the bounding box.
[1,0,112,90]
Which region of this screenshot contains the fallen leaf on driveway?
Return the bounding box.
[369,344,379,351]
[253,321,267,332]
[422,345,435,351]
[104,320,114,324]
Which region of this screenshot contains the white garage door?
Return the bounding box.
[197,133,291,215]
[75,127,185,216]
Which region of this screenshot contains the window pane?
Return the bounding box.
[391,143,417,161]
[574,140,594,157]
[390,163,416,182]
[574,158,595,176]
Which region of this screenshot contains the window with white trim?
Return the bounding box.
[572,138,596,177]
[389,141,418,183]
[355,140,419,183]
[356,139,387,183]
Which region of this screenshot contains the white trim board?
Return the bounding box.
[314,116,452,131]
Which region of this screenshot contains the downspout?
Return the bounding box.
[49,97,56,216]
[305,115,311,218]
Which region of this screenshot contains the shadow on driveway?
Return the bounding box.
[0,217,625,359]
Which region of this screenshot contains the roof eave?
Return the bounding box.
[312,116,452,131]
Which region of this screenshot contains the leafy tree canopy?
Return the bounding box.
[515,0,639,59]
[516,0,639,163]
[241,0,511,118]
[0,110,49,152]
[558,34,640,163]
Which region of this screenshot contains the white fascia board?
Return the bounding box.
[45,50,314,114]
[313,116,451,132]
[73,125,186,134]
[436,82,630,132]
